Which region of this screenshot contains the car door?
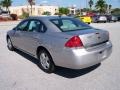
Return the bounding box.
[13,19,47,56]
[20,19,47,56]
[13,20,30,50]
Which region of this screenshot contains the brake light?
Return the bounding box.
[65,36,83,48]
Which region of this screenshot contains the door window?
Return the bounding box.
[17,21,29,31]
[28,20,47,33]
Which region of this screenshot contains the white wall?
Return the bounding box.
[9,5,59,16]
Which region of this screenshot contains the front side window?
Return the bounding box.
[50,18,92,32]
[17,21,29,31]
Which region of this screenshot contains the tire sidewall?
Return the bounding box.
[38,49,55,73]
[7,38,14,51]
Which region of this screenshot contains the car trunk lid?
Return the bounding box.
[64,29,109,48]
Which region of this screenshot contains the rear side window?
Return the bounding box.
[50,18,91,32]
[28,20,47,33]
[28,21,36,31]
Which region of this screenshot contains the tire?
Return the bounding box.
[104,21,106,23]
[7,37,14,51]
[38,49,55,73]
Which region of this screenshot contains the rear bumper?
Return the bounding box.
[53,41,112,69]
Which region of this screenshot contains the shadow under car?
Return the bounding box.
[14,49,101,78]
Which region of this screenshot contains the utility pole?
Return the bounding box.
[86,0,88,8]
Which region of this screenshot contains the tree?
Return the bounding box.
[42,11,51,15]
[88,0,94,10]
[95,0,106,14]
[76,9,81,15]
[108,4,112,14]
[1,0,12,13]
[59,7,69,15]
[109,5,112,10]
[27,0,35,15]
[0,1,2,7]
[111,8,120,15]
[81,8,90,12]
[105,4,108,13]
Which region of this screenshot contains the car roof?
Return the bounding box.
[27,16,73,33]
[28,16,72,20]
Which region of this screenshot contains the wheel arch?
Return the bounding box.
[6,35,10,41]
[36,46,55,65]
[37,46,51,58]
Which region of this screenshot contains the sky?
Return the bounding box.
[12,0,120,8]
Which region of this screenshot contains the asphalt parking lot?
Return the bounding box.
[0,21,120,90]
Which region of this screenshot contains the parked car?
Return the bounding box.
[0,11,10,18]
[115,15,120,21]
[79,16,92,24]
[92,15,107,23]
[0,9,2,15]
[0,10,11,21]
[106,15,117,22]
[7,16,112,73]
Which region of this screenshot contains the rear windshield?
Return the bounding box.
[50,18,92,32]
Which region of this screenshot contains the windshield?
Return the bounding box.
[50,18,92,32]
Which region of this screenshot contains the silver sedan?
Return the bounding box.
[6,16,112,73]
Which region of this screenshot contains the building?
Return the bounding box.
[9,5,59,16]
[68,5,76,15]
[39,5,59,15]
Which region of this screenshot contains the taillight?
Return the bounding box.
[65,36,83,48]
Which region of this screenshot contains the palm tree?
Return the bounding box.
[108,4,112,14]
[1,0,12,13]
[95,0,106,14]
[88,0,94,10]
[28,0,35,15]
[0,3,2,14]
[0,1,2,7]
[59,7,69,15]
[105,4,108,14]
